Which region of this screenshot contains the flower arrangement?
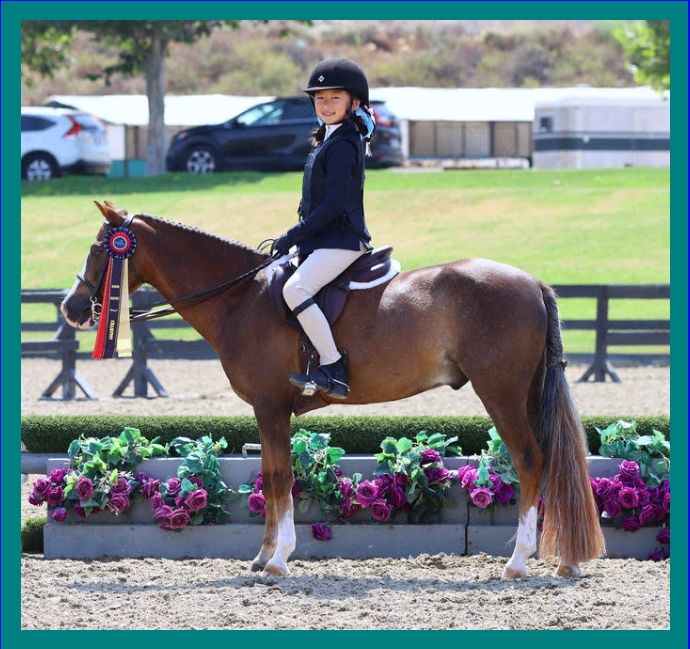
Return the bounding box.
[457,427,516,513]
[137,436,233,531]
[28,427,167,521]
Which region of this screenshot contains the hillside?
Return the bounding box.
[21,20,637,104]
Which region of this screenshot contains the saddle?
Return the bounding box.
[269,246,400,329]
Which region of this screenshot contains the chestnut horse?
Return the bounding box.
[61,201,604,578]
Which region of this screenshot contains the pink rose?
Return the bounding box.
[168,508,190,530]
[470,487,494,509]
[50,507,68,522]
[184,489,208,513]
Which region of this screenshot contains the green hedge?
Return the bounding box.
[21,415,670,456]
[21,516,46,554]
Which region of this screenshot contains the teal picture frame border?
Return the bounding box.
[2,2,686,645]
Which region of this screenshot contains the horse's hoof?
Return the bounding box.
[261,561,288,578]
[555,564,581,578]
[502,564,528,580]
[250,560,266,572]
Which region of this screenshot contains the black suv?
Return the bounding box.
[166,97,403,173]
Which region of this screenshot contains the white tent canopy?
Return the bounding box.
[46,86,667,127]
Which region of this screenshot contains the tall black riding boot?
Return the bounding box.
[290,356,349,400]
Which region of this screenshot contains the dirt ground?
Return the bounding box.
[20,358,670,417]
[20,358,671,630]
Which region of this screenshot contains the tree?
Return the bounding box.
[23,21,235,175]
[615,20,670,92]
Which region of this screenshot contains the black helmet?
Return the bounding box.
[304,58,369,106]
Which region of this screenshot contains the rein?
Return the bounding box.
[129,255,275,322]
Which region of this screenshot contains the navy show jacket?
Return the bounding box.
[285,119,372,256]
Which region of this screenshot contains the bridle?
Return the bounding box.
[74,215,276,324]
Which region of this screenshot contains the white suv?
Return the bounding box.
[21,107,111,180]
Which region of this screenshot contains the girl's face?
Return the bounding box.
[313,89,361,125]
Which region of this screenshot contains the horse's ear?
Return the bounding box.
[94,200,128,225]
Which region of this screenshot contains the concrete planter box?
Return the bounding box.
[40,455,661,560]
[466,524,663,560]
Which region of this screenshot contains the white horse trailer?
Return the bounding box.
[532,97,670,168]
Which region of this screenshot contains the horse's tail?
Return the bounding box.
[536,283,605,566]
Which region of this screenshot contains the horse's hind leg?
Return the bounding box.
[472,380,545,579]
[251,400,295,576]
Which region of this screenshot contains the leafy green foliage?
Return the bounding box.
[169,436,233,524]
[484,427,519,484]
[614,20,670,91]
[597,420,670,484]
[290,430,346,520]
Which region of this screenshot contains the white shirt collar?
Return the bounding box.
[324,123,342,140]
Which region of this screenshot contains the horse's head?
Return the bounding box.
[60,200,144,329]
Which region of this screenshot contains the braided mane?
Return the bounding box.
[135,213,268,259]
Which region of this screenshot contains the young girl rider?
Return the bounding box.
[272,58,376,400]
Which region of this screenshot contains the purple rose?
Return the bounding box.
[421,449,442,465]
[618,460,641,485]
[165,478,182,498]
[622,516,641,533]
[150,493,164,511]
[312,523,332,541]
[291,480,301,499]
[49,468,70,484]
[603,498,621,518]
[426,467,451,484]
[339,499,361,519]
[637,488,651,508]
[389,485,408,509]
[355,481,380,507]
[470,487,494,509]
[76,477,95,501]
[154,505,174,529]
[370,499,393,522]
[142,479,161,500]
[28,491,44,506]
[50,507,68,522]
[254,476,263,492]
[338,479,354,499]
[459,467,478,490]
[656,528,670,545]
[494,481,515,505]
[595,478,615,500]
[46,486,65,507]
[618,486,639,510]
[648,550,666,562]
[111,477,133,496]
[394,473,407,488]
[334,468,343,478]
[663,492,670,513]
[136,472,152,485]
[651,502,667,523]
[32,477,52,498]
[108,493,130,515]
[169,508,191,530]
[189,476,204,488]
[185,489,208,513]
[488,474,501,491]
[374,475,393,496]
[638,504,656,526]
[247,492,266,517]
[73,504,86,518]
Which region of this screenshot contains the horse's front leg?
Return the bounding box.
[251,399,295,577]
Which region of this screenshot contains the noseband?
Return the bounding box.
[75,214,137,323]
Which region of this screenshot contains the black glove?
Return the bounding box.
[272,232,295,256]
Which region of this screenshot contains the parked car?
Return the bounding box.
[21,107,111,180]
[166,97,404,174]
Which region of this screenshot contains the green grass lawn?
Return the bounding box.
[21,167,670,354]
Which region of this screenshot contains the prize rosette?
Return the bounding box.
[103,227,137,260]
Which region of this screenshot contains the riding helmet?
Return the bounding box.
[304,58,369,106]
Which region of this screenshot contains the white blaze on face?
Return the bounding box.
[506,506,538,574]
[61,260,95,330]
